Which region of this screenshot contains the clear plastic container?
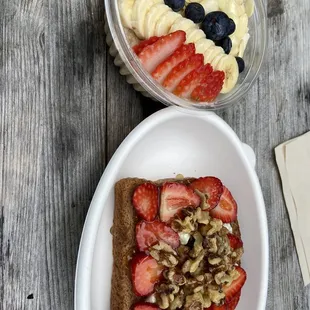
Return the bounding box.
[104,0,267,110]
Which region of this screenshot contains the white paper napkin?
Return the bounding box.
[275,132,310,286]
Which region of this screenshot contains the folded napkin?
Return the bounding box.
[275,132,310,286]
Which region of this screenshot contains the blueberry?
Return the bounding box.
[185,3,205,23]
[235,57,245,73]
[215,37,232,54]
[227,18,236,35]
[201,11,230,41]
[164,0,185,12]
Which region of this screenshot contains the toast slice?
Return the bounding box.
[111,177,242,310]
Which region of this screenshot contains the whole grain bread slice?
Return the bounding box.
[111,177,241,310]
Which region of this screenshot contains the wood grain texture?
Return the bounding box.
[0,0,310,310]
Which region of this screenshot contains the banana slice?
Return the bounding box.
[218,0,228,10]
[234,13,248,39]
[229,33,240,56]
[200,0,219,14]
[211,54,225,68]
[144,4,171,38]
[234,0,244,5]
[195,38,214,54]
[186,28,206,44]
[244,0,255,17]
[155,12,182,37]
[203,46,224,64]
[131,0,161,39]
[215,55,239,93]
[238,33,250,57]
[119,0,135,29]
[228,1,246,16]
[170,18,198,34]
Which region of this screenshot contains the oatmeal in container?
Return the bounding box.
[104,0,267,109]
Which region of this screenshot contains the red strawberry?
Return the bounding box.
[226,291,241,310]
[152,43,195,84]
[207,292,241,310]
[160,182,201,222]
[223,266,246,303]
[139,31,186,73]
[133,36,160,55]
[136,220,180,252]
[162,54,204,92]
[174,63,213,98]
[209,186,237,223]
[191,70,225,102]
[131,253,165,297]
[189,177,223,211]
[134,302,160,310]
[227,233,243,250]
[133,183,159,221]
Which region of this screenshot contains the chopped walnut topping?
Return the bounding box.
[150,206,244,309]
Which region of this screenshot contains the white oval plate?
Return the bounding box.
[75,107,269,310]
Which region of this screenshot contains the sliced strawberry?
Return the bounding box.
[134,302,160,310]
[207,292,241,310]
[174,63,213,98]
[209,186,237,223]
[152,43,195,84]
[226,291,241,310]
[138,31,186,73]
[136,220,180,252]
[223,266,246,303]
[160,182,200,222]
[133,183,159,221]
[162,54,204,92]
[131,253,165,297]
[191,70,225,102]
[133,36,160,55]
[227,233,243,250]
[189,176,223,211]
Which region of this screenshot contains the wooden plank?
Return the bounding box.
[0,0,107,309]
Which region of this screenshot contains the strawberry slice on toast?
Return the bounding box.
[134,303,160,310]
[189,176,223,211]
[131,253,165,297]
[152,43,195,84]
[138,31,186,73]
[133,183,159,222]
[136,220,180,252]
[160,182,200,222]
[223,266,246,303]
[209,186,237,223]
[227,233,243,250]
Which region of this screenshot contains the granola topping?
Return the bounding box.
[148,207,243,309]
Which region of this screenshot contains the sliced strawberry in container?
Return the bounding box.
[160,182,200,222]
[136,220,180,252]
[223,266,247,303]
[133,302,160,310]
[162,54,204,92]
[189,176,223,211]
[138,30,186,73]
[209,186,237,223]
[191,70,225,102]
[174,63,213,98]
[152,43,195,84]
[133,183,159,221]
[133,36,160,55]
[227,233,243,250]
[131,253,165,297]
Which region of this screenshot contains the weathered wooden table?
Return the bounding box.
[1,0,310,309]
